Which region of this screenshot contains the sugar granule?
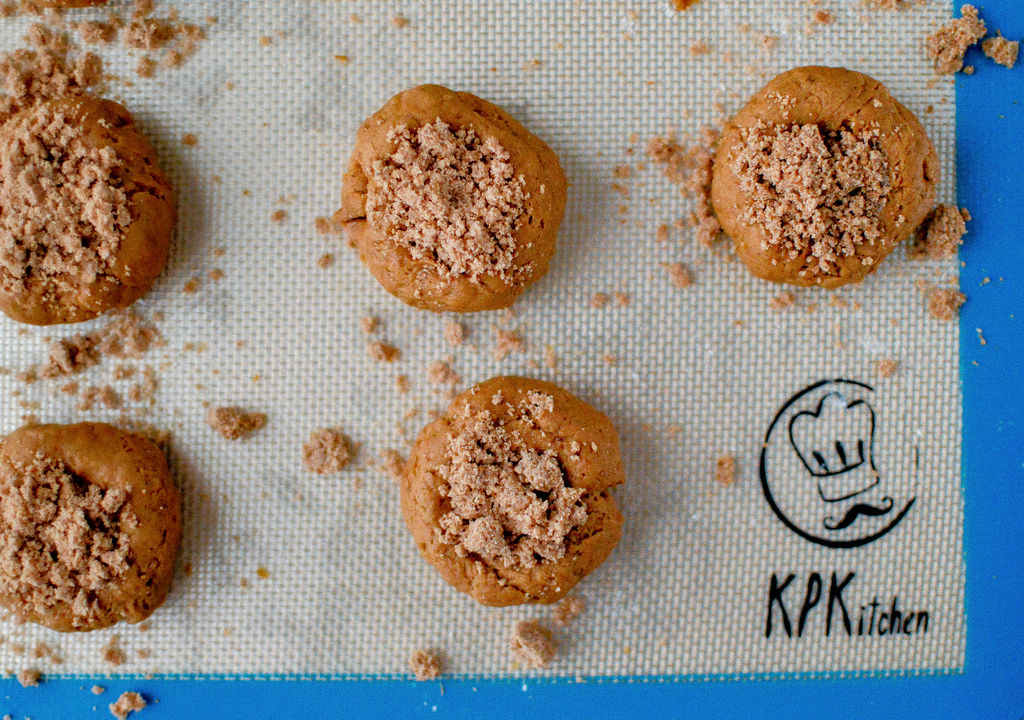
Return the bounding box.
[109,691,146,720]
[409,649,444,681]
[510,620,556,669]
[367,119,528,285]
[302,429,352,475]
[926,4,986,74]
[206,406,267,440]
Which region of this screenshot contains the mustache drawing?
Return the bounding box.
[822,496,894,530]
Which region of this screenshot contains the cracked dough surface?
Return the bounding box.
[337,84,567,313]
[711,65,938,288]
[0,422,181,632]
[401,376,624,606]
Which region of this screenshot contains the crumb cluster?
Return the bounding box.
[926,287,966,321]
[109,690,146,720]
[646,128,721,246]
[24,311,159,382]
[205,407,266,440]
[0,101,131,299]
[302,428,352,474]
[730,122,890,278]
[0,452,136,628]
[367,119,528,284]
[510,619,556,668]
[982,33,1019,69]
[910,204,969,260]
[926,4,986,74]
[436,396,587,571]
[409,649,443,681]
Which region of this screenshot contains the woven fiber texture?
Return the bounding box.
[0,0,962,678]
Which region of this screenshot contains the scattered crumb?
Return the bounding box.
[543,346,557,370]
[492,329,524,361]
[92,685,106,695]
[663,262,692,289]
[16,668,40,687]
[367,341,400,363]
[926,287,966,321]
[317,252,335,268]
[378,449,404,480]
[180,133,197,146]
[271,209,286,222]
[109,691,146,720]
[552,596,586,628]
[646,128,721,246]
[395,375,410,393]
[391,15,410,28]
[876,358,899,378]
[101,636,125,666]
[613,291,630,307]
[409,649,444,681]
[443,320,465,346]
[206,406,267,440]
[209,268,224,281]
[812,9,834,24]
[359,316,379,334]
[771,291,796,310]
[302,428,352,474]
[926,4,986,74]
[28,312,160,381]
[510,620,556,669]
[314,216,342,235]
[258,35,272,47]
[182,276,201,294]
[715,455,737,486]
[590,292,609,309]
[982,32,1019,69]
[655,224,670,244]
[910,205,970,260]
[427,360,460,386]
[672,0,699,9]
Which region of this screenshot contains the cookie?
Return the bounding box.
[0,95,176,325]
[337,85,567,313]
[711,66,938,288]
[0,422,181,632]
[401,376,624,606]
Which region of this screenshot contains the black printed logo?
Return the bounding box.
[760,379,915,548]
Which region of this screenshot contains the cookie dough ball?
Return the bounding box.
[337,85,567,313]
[711,66,938,288]
[401,376,624,606]
[0,422,181,632]
[0,95,176,325]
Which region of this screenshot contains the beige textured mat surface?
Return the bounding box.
[0,0,962,678]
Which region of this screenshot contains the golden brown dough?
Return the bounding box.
[711,66,938,288]
[337,85,567,313]
[0,422,181,632]
[0,95,175,325]
[401,376,624,606]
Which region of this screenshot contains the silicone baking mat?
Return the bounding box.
[0,0,965,682]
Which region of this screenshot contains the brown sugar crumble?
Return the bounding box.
[409,649,444,681]
[302,428,352,475]
[926,287,966,321]
[109,691,146,720]
[427,360,460,387]
[927,5,986,74]
[443,320,465,346]
[982,33,1019,69]
[552,595,586,627]
[23,311,159,382]
[663,262,693,289]
[101,635,125,666]
[0,453,138,630]
[436,399,587,571]
[715,455,737,486]
[16,668,41,687]
[367,119,528,285]
[0,101,134,300]
[731,122,890,278]
[492,328,524,361]
[646,128,721,246]
[366,341,400,363]
[876,358,899,378]
[910,205,970,260]
[206,406,267,440]
[510,619,557,669]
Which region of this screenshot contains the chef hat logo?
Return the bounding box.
[788,392,879,502]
